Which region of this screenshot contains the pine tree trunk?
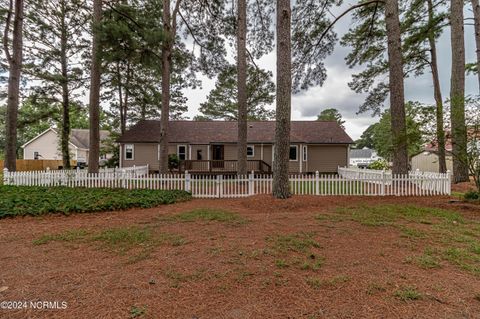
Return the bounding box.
[450,0,469,182]
[159,0,172,173]
[117,62,125,134]
[384,0,408,175]
[60,1,71,170]
[427,0,447,173]
[88,0,102,173]
[3,0,24,172]
[273,0,291,199]
[124,62,130,131]
[237,0,248,175]
[472,0,480,92]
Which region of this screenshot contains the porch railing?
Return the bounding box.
[178,160,272,174]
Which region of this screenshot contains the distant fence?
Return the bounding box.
[3,166,451,198]
[0,160,77,172]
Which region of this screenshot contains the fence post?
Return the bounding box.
[249,171,254,196]
[185,170,191,192]
[446,170,451,195]
[3,168,9,185]
[121,169,126,189]
[315,171,320,195]
[381,169,386,196]
[45,167,51,186]
[216,175,222,198]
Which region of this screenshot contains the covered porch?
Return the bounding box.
[178,160,272,174]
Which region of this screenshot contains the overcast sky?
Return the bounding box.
[182,4,479,140]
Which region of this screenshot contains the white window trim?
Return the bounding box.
[247,145,255,158]
[177,144,187,160]
[303,145,307,162]
[289,145,298,161]
[124,144,134,161]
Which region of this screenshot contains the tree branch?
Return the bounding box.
[316,0,385,46]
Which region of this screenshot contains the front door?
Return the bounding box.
[212,145,224,169]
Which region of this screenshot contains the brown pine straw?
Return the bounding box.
[0,194,479,318]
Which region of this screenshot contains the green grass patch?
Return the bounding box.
[400,226,427,239]
[266,232,324,272]
[33,226,186,263]
[334,204,463,227]
[415,250,442,269]
[130,305,147,318]
[366,282,387,295]
[394,287,422,301]
[320,203,480,276]
[165,208,246,224]
[306,275,350,289]
[267,232,321,254]
[33,229,90,245]
[0,186,191,218]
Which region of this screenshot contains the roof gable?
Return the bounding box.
[21,127,110,149]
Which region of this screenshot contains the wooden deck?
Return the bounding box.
[178,160,272,174]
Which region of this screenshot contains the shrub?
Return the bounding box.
[368,159,389,170]
[0,186,191,218]
[168,154,180,170]
[464,190,480,201]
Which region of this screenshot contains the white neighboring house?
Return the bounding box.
[21,127,111,165]
[349,147,381,168]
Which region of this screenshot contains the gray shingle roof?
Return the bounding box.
[70,129,110,149]
[117,120,354,144]
[349,148,374,159]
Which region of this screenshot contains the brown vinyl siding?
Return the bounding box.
[307,145,348,173]
[122,143,159,171]
[120,142,349,173]
[190,145,208,160]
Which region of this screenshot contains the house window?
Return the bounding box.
[303,145,307,161]
[247,145,254,157]
[289,145,298,161]
[33,151,39,160]
[177,145,186,161]
[197,150,203,160]
[125,144,134,160]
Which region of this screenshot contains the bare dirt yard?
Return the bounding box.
[1,195,479,319]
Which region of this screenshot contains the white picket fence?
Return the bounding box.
[3,166,451,198]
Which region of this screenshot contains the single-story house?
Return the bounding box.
[411,141,453,173]
[21,127,111,164]
[349,147,381,168]
[117,120,354,173]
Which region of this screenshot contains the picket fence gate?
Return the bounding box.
[3,166,451,198]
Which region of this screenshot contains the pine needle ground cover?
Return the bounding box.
[0,186,191,218]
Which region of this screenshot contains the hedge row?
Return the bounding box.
[0,186,191,218]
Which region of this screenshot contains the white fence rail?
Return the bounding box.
[3,166,451,198]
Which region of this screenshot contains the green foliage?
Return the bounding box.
[341,0,447,115]
[0,186,191,218]
[464,191,480,201]
[355,123,378,149]
[317,108,345,129]
[198,64,275,121]
[367,159,389,170]
[168,154,180,171]
[371,102,435,160]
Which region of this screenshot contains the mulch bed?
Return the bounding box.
[0,196,479,318]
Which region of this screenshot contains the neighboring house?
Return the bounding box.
[22,127,111,164]
[349,147,381,168]
[411,141,453,173]
[117,120,354,173]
